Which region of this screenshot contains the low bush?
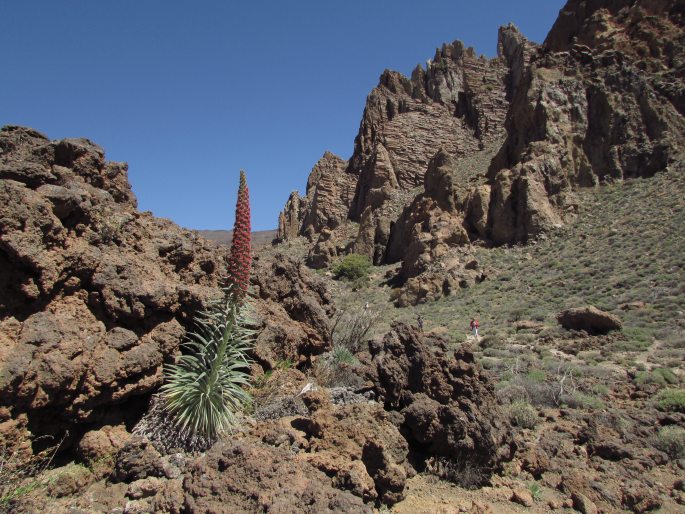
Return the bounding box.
[563,392,605,410]
[651,426,685,459]
[529,482,543,502]
[332,254,372,281]
[508,400,539,429]
[634,368,678,389]
[329,308,380,353]
[312,345,363,388]
[655,389,685,413]
[0,435,62,510]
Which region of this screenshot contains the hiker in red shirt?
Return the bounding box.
[470,318,480,340]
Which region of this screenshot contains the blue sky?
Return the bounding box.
[1,1,566,231]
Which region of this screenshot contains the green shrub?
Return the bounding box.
[332,254,372,281]
[331,344,356,365]
[652,426,685,459]
[529,482,543,502]
[508,400,538,429]
[564,392,605,410]
[314,345,363,388]
[591,383,610,396]
[655,389,685,413]
[526,370,546,383]
[634,368,678,388]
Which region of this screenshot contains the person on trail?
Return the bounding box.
[417,314,424,332]
[470,318,480,340]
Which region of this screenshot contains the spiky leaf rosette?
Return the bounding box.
[227,170,251,301]
[161,286,256,442]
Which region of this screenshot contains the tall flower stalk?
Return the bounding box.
[227,170,251,301]
[160,170,254,445]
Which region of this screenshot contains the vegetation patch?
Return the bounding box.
[332,253,372,282]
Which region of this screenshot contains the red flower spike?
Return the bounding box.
[227,170,252,300]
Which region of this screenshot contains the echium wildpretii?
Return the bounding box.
[159,169,255,446]
[227,170,251,300]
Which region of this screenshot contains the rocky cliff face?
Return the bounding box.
[487,0,685,244]
[276,152,354,242]
[276,0,684,306]
[0,126,333,454]
[277,26,531,263]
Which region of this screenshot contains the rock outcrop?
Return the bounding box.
[386,150,471,280]
[296,400,410,505]
[183,441,372,513]
[557,306,623,334]
[348,38,514,222]
[251,254,335,368]
[276,152,354,242]
[275,1,684,313]
[276,27,532,264]
[364,322,514,482]
[487,0,685,243]
[0,126,334,456]
[0,126,227,451]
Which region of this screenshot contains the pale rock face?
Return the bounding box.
[277,152,353,242]
[277,29,522,258]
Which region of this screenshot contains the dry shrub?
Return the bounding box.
[311,346,364,388]
[0,433,63,509]
[329,308,380,353]
[508,400,539,429]
[425,456,487,489]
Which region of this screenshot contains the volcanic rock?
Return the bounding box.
[306,228,339,269]
[251,254,335,368]
[364,322,513,481]
[182,441,372,513]
[0,126,228,452]
[557,306,622,334]
[0,126,336,458]
[276,152,354,242]
[277,191,303,241]
[297,402,410,505]
[276,27,532,264]
[487,0,685,243]
[386,150,471,281]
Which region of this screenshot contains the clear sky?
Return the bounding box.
[1,1,566,231]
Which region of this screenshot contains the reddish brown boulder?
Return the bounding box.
[557,306,622,334]
[298,402,410,505]
[365,322,513,482]
[182,441,372,513]
[77,424,130,464]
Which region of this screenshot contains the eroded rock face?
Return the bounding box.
[276,152,354,242]
[487,0,685,243]
[276,28,529,263]
[348,40,513,223]
[0,126,335,456]
[182,441,372,513]
[0,126,227,449]
[365,322,514,480]
[251,254,334,368]
[386,150,470,281]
